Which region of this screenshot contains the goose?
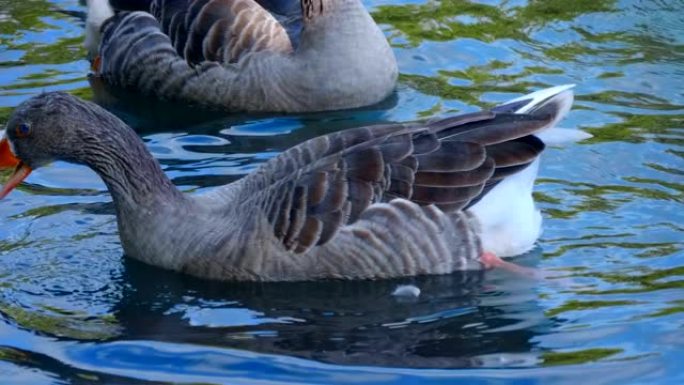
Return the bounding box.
[84,0,398,112]
[0,85,589,281]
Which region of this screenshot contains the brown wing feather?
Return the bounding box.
[151,0,293,66]
[239,111,553,253]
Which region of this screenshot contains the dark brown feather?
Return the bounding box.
[427,111,494,132]
[415,142,485,172]
[443,113,552,145]
[149,0,294,66]
[283,185,307,249]
[347,180,374,222]
[242,106,555,252]
[378,134,414,161]
[389,164,416,184]
[203,18,230,62]
[306,171,328,206]
[344,148,384,182]
[316,208,346,246]
[412,184,485,204]
[294,217,322,253]
[271,180,294,239]
[486,135,545,167]
[414,158,495,187]
[311,169,347,215]
[435,201,470,212]
[412,132,440,154]
[387,179,412,199]
[490,163,534,181]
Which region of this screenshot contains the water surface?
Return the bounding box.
[0,0,683,384]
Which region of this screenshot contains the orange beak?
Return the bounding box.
[0,137,19,168]
[0,137,32,199]
[91,55,102,73]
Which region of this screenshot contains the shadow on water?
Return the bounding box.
[113,256,546,369]
[0,247,557,385]
[88,76,400,135]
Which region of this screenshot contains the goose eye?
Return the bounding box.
[15,123,31,138]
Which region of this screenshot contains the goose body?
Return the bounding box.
[0,86,587,281]
[85,0,398,112]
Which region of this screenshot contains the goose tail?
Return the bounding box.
[469,85,588,258]
[85,0,115,60]
[493,84,592,145]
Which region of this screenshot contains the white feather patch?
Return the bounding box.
[469,159,543,257]
[85,0,114,59]
[508,84,576,113]
[392,285,421,298]
[536,127,593,146]
[469,84,585,257]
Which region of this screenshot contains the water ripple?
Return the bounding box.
[0,0,682,384]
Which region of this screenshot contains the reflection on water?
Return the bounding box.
[0,0,683,384]
[117,259,503,368]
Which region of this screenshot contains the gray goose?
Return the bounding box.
[85,0,398,112]
[0,85,588,281]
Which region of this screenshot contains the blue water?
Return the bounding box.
[1,0,683,384]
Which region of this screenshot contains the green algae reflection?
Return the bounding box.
[541,348,623,366]
[373,0,617,46]
[0,302,121,340]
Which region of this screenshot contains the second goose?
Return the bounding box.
[85,0,398,112]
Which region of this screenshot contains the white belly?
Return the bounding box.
[467,159,543,257]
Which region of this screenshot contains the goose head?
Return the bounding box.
[0,92,117,198]
[0,92,71,199]
[0,92,180,208]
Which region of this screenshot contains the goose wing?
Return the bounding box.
[153,0,294,65]
[104,0,294,67]
[238,111,554,253]
[251,0,303,44]
[109,0,302,45]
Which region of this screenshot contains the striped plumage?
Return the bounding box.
[86,0,398,112]
[236,112,549,254]
[0,86,586,281]
[149,0,294,64]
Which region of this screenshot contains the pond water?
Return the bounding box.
[1,0,683,384]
